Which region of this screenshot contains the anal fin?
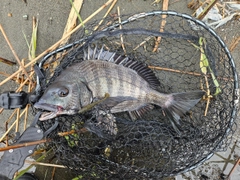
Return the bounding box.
[128,104,154,120]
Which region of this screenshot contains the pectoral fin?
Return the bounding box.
[99,96,136,110]
[110,100,150,114]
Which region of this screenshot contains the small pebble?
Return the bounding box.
[23,14,28,20]
[8,13,12,17]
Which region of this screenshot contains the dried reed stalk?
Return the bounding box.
[117,6,126,54]
[5,109,18,125]
[0,57,16,66]
[58,127,88,136]
[227,157,240,179]
[0,71,31,85]
[24,160,65,168]
[1,108,28,142]
[51,167,56,180]
[230,36,240,52]
[51,0,83,71]
[204,75,210,116]
[94,0,118,31]
[1,119,18,143]
[148,65,234,81]
[197,0,218,20]
[0,139,48,152]
[60,0,83,45]
[0,24,34,86]
[153,0,169,52]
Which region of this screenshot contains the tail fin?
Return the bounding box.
[162,90,205,134]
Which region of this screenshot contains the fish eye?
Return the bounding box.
[58,87,69,97]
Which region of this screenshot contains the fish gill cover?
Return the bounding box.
[36,11,238,179]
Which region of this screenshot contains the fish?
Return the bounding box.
[34,46,205,136]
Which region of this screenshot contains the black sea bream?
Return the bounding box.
[34,46,205,136]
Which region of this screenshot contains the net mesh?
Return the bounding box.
[37,11,238,179]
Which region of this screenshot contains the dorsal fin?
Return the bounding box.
[83,45,161,89]
[122,59,160,90]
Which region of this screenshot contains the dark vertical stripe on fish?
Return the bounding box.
[130,72,137,96]
[103,67,113,96]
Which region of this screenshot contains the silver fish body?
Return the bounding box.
[34,47,205,135]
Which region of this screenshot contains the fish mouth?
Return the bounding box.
[34,102,59,112]
[34,102,76,121]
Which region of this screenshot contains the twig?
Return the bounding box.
[148,65,233,81]
[197,0,218,20]
[0,24,34,86]
[0,0,115,87]
[94,0,118,31]
[58,127,88,136]
[14,149,53,180]
[58,129,77,136]
[24,160,66,168]
[0,139,48,152]
[188,0,204,13]
[1,108,28,142]
[51,167,56,180]
[153,0,169,52]
[227,157,240,179]
[24,104,30,130]
[230,36,240,52]
[0,57,16,66]
[133,36,153,51]
[204,75,211,116]
[78,93,110,114]
[5,109,18,125]
[15,59,25,133]
[15,109,20,133]
[222,140,238,172]
[5,109,17,146]
[16,71,36,91]
[0,71,30,85]
[117,6,126,54]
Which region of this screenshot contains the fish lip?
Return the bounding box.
[39,109,77,121]
[39,111,58,121]
[34,102,77,121]
[34,102,58,112]
[34,102,61,121]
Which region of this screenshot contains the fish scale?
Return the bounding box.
[78,60,150,99]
